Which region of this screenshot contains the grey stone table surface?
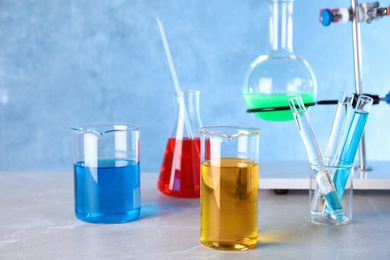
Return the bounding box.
[1,171,390,260]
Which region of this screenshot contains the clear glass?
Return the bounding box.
[310,158,353,226]
[198,126,261,251]
[289,96,344,219]
[333,95,373,198]
[71,123,140,224]
[243,0,317,121]
[325,92,355,162]
[158,90,202,198]
[311,92,354,215]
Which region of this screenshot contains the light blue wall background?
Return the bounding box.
[0,0,389,172]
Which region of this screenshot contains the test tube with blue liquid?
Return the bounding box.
[289,96,344,219]
[333,95,373,199]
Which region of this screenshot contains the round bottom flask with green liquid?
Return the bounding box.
[243,0,317,121]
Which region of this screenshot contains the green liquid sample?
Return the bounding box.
[243,92,315,121]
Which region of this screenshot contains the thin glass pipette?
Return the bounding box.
[157,17,195,191]
[156,17,194,139]
[289,96,344,219]
[311,92,354,214]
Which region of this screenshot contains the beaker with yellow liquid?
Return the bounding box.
[198,126,261,251]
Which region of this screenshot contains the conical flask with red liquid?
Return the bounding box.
[158,89,202,198]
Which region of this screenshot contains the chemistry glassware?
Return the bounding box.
[243,0,317,121]
[71,123,140,224]
[289,96,344,220]
[333,95,373,198]
[325,92,355,163]
[311,95,372,225]
[310,158,353,225]
[198,126,261,251]
[311,92,354,214]
[158,89,202,198]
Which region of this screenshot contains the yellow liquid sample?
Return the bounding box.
[200,158,259,250]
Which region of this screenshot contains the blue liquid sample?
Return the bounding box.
[334,111,369,198]
[323,191,344,220]
[74,159,140,223]
[312,165,344,218]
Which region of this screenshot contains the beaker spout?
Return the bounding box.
[71,123,138,136]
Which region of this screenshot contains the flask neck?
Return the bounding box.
[268,0,294,57]
[171,90,202,138]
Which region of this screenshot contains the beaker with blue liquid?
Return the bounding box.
[71,123,140,224]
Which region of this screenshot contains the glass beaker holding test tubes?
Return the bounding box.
[158,90,202,198]
[198,126,261,250]
[290,94,373,225]
[310,158,353,225]
[310,94,373,225]
[71,123,140,224]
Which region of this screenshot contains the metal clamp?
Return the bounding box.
[320,1,389,26]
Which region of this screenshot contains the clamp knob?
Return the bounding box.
[385,91,390,105]
[320,9,335,26]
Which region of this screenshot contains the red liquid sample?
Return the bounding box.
[158,137,201,198]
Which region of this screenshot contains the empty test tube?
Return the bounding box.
[289,96,344,219]
[325,92,355,163]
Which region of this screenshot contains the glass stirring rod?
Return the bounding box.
[289,95,344,220]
